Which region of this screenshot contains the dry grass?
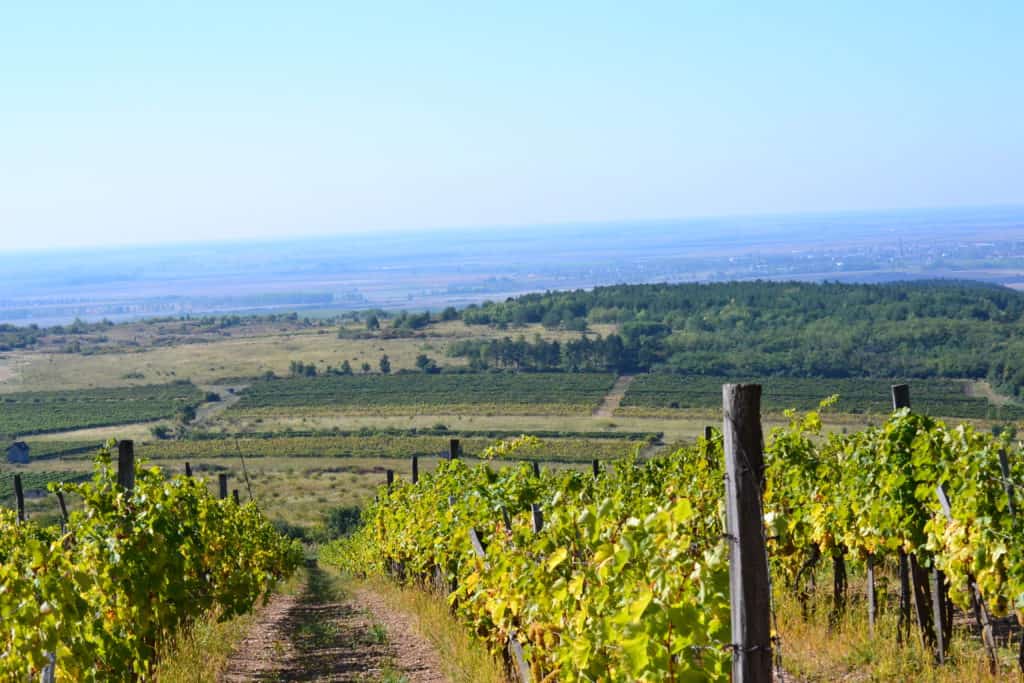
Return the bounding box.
[0,322,615,393]
[154,570,304,683]
[775,562,1022,681]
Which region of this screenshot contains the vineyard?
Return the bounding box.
[619,374,1024,420]
[231,373,616,414]
[0,442,301,679]
[0,382,205,435]
[322,385,1024,681]
[135,433,648,463]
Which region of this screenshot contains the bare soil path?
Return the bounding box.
[593,374,635,417]
[196,383,248,424]
[220,564,448,682]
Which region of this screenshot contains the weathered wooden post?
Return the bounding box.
[866,554,877,635]
[891,384,913,645]
[218,473,228,500]
[448,438,460,461]
[232,489,240,504]
[999,449,1015,517]
[722,383,772,683]
[56,491,69,524]
[386,469,394,491]
[592,459,600,478]
[893,384,947,656]
[531,504,543,533]
[117,440,135,492]
[185,461,193,478]
[13,474,25,523]
[411,455,419,484]
[531,461,540,478]
[704,425,714,441]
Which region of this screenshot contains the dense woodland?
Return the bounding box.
[456,280,1024,395]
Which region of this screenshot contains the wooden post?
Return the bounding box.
[891,383,910,411]
[117,440,135,492]
[468,528,486,558]
[386,469,394,490]
[56,491,69,524]
[704,425,714,441]
[866,553,877,635]
[999,450,1015,517]
[592,459,600,478]
[448,438,460,461]
[890,380,942,659]
[531,461,540,478]
[531,504,543,533]
[13,474,25,523]
[411,455,419,484]
[185,461,193,478]
[232,489,240,504]
[218,473,228,499]
[909,554,937,650]
[722,383,772,683]
[931,569,947,663]
[831,550,847,625]
[897,549,911,644]
[891,384,914,645]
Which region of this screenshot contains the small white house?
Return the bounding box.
[6,442,29,464]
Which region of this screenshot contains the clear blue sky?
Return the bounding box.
[2,1,1022,251]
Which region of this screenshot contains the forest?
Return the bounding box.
[456,280,1024,394]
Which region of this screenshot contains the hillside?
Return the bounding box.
[459,280,1024,395]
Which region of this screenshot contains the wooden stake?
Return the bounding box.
[722,383,772,683]
[218,473,228,499]
[185,461,193,477]
[117,440,135,492]
[411,455,419,484]
[13,474,25,523]
[531,504,543,533]
[999,450,1015,517]
[448,438,460,461]
[866,553,877,635]
[56,491,69,524]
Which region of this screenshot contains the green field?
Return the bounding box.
[619,374,1024,419]
[0,382,205,435]
[231,372,616,414]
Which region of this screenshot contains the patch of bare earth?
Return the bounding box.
[221,565,448,682]
[593,374,635,417]
[354,586,448,683]
[965,380,1014,407]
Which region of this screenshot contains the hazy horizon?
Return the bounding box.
[2,201,1023,255]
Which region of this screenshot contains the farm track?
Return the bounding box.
[593,374,635,417]
[221,564,447,682]
[196,384,248,424]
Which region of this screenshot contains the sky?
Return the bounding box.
[1,1,1022,251]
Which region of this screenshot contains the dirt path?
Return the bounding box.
[220,565,448,682]
[196,383,248,424]
[593,374,635,417]
[965,379,1015,407]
